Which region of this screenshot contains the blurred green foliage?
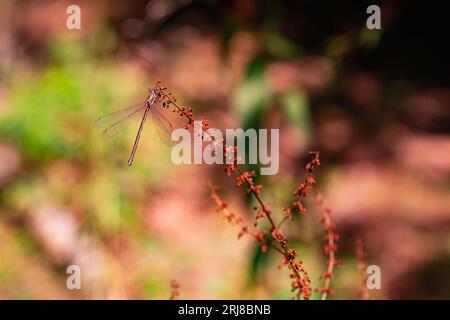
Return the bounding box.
[1,36,133,163]
[0,34,173,237]
[233,56,269,131]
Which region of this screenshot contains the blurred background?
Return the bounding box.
[0,0,449,299]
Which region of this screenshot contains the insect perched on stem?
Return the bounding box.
[94,84,173,166]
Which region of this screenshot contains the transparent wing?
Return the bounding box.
[94,102,147,138]
[149,104,175,146]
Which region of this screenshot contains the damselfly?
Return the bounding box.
[94,87,174,166]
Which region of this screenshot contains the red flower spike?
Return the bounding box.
[160,84,338,301]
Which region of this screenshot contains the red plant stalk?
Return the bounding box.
[169,280,180,300]
[154,82,338,300]
[314,192,340,300]
[355,239,370,300]
[209,183,311,299]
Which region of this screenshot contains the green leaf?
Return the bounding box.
[280,89,312,145]
[233,56,270,130]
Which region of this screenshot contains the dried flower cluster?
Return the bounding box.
[155,82,339,300]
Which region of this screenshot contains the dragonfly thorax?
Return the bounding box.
[148,87,164,103]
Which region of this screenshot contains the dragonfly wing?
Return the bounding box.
[101,111,141,138]
[94,102,147,138]
[149,104,175,146]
